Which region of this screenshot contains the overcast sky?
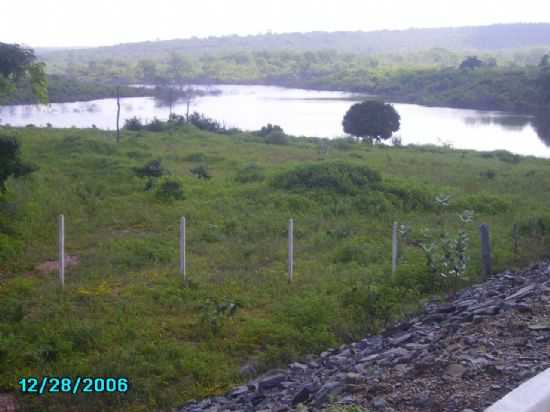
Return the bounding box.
[3,0,550,48]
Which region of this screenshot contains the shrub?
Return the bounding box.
[455,194,510,214]
[133,160,165,178]
[155,177,185,201]
[235,162,265,183]
[190,165,211,180]
[380,180,434,211]
[124,117,143,131]
[145,118,165,132]
[187,152,208,162]
[264,130,289,145]
[256,124,284,137]
[273,162,381,195]
[331,137,356,151]
[188,112,223,132]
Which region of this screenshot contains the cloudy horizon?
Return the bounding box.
[3,0,550,48]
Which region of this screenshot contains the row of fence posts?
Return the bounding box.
[56,215,492,289]
[390,220,493,278]
[55,215,295,288]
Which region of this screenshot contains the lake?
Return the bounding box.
[1,84,549,157]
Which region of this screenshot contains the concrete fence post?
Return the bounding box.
[179,217,186,282]
[288,219,294,283]
[392,221,398,276]
[58,214,65,288]
[480,224,492,278]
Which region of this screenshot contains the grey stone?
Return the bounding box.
[505,283,537,301]
[258,373,287,390]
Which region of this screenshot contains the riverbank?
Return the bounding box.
[2,125,550,411]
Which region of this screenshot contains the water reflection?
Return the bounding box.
[1,85,550,157]
[463,114,531,131]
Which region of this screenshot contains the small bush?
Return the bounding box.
[155,177,185,201]
[481,150,521,164]
[187,152,208,162]
[133,160,165,178]
[455,194,510,214]
[264,131,289,145]
[235,162,265,183]
[190,165,211,180]
[124,117,144,131]
[145,118,165,132]
[273,162,381,194]
[380,180,434,211]
[331,138,356,151]
[188,112,223,132]
[256,124,284,137]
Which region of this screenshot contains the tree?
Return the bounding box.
[342,100,400,143]
[0,43,48,103]
[459,56,483,71]
[0,137,36,193]
[539,54,550,68]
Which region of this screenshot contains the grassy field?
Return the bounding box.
[1,124,550,411]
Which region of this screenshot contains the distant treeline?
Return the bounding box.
[36,50,550,113]
[38,23,550,62]
[5,75,150,104]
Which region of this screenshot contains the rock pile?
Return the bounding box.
[178,262,550,412]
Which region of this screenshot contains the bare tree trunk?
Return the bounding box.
[169,87,173,118]
[186,100,190,122]
[116,87,121,143]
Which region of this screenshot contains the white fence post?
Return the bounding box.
[288,219,294,283]
[58,214,65,288]
[179,217,186,282]
[392,221,398,276]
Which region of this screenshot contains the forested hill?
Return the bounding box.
[38,23,550,62]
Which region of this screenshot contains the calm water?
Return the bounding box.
[1,84,549,157]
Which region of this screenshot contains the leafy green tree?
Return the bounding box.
[0,43,48,103]
[342,100,400,143]
[0,137,36,193]
[459,56,483,70]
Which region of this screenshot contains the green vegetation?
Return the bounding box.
[32,48,550,113]
[2,123,550,412]
[38,24,550,61]
[6,74,149,104]
[343,101,400,142]
[0,43,47,104]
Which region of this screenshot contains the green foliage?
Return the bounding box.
[456,194,510,215]
[255,124,289,145]
[124,116,144,131]
[0,136,36,192]
[343,101,401,142]
[273,162,381,194]
[235,162,265,183]
[340,282,414,335]
[155,176,185,201]
[190,165,211,180]
[197,299,240,336]
[0,42,48,103]
[460,56,484,70]
[3,127,550,411]
[146,118,166,132]
[133,159,165,178]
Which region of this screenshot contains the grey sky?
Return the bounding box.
[3,0,550,48]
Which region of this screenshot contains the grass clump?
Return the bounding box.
[273,162,381,194]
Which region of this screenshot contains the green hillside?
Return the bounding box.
[2,124,550,411]
[38,23,550,63]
